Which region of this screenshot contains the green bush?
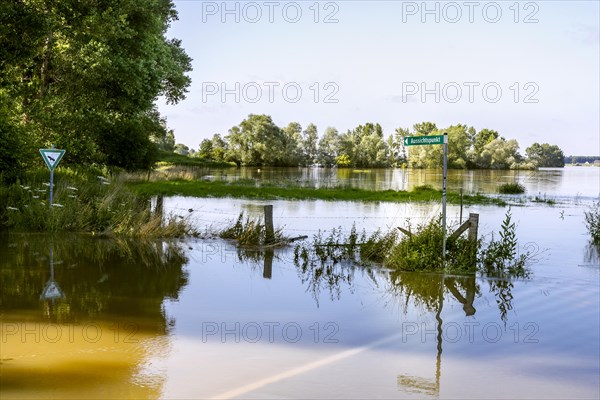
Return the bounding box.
[498,182,526,194]
[385,217,477,273]
[479,207,530,278]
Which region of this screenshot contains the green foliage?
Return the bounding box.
[131,179,506,206]
[0,0,192,170]
[359,229,399,263]
[198,115,567,170]
[293,209,530,278]
[154,151,233,167]
[386,217,477,272]
[479,208,530,278]
[0,112,26,184]
[584,201,600,244]
[335,154,352,167]
[0,168,195,237]
[413,122,438,135]
[498,182,526,194]
[526,143,565,168]
[294,224,398,267]
[317,127,340,166]
[219,212,284,246]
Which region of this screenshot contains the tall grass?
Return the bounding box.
[0,167,195,237]
[219,212,285,246]
[584,201,600,244]
[294,209,532,277]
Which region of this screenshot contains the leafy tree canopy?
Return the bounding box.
[0,0,192,179]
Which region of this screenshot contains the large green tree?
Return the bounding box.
[302,123,319,166]
[0,0,192,174]
[317,127,339,167]
[282,122,303,166]
[226,114,286,166]
[525,143,565,167]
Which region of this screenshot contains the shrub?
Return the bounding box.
[498,182,526,194]
[385,217,477,273]
[479,207,530,278]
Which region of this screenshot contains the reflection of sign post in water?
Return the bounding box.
[40,245,65,301]
[403,133,448,258]
[39,145,66,208]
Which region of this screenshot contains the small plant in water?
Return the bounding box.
[479,207,531,278]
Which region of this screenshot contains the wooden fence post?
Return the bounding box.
[263,249,273,279]
[467,213,479,241]
[264,205,274,244]
[155,195,164,218]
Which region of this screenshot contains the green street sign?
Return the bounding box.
[39,149,66,171]
[403,135,445,146]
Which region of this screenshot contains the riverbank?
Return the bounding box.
[130,179,507,206]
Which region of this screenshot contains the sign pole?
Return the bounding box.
[442,133,448,259]
[403,133,449,260]
[49,144,54,209]
[39,145,65,209]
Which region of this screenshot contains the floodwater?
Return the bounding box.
[1,167,599,399]
[171,165,600,200]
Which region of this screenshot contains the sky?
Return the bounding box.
[157,0,600,156]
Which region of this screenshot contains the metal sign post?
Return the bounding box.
[442,133,448,258]
[39,145,66,208]
[403,133,449,258]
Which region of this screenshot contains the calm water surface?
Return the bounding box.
[175,165,600,199]
[1,167,599,399]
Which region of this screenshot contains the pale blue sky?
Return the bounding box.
[158,0,599,156]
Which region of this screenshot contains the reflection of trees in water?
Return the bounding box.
[0,233,189,329]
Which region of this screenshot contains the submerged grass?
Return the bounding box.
[131,180,506,206]
[0,167,196,237]
[294,209,532,277]
[219,212,285,246]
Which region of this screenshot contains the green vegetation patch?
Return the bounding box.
[131,180,506,206]
[219,212,285,246]
[0,167,196,237]
[498,182,526,194]
[156,151,234,168]
[584,201,600,244]
[294,208,532,277]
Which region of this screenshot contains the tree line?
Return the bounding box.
[181,114,565,169]
[0,0,192,183]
